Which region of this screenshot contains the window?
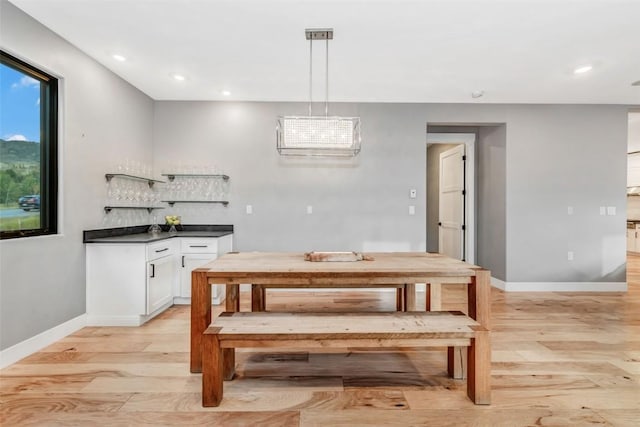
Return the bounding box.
[0,51,58,239]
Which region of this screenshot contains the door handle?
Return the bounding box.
[182,256,185,268]
[155,248,169,253]
[189,245,208,248]
[150,264,155,278]
[438,222,442,226]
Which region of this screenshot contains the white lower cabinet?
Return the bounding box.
[176,234,233,305]
[180,253,218,298]
[86,239,178,326]
[147,253,176,314]
[86,234,233,326]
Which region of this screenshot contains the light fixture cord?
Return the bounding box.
[325,37,329,117]
[309,35,313,117]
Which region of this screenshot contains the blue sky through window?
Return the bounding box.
[0,63,41,143]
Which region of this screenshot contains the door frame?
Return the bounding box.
[426,133,476,264]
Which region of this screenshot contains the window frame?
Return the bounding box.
[1,50,58,240]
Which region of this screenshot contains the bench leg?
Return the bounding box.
[202,333,223,407]
[404,283,417,311]
[467,329,491,405]
[223,348,235,380]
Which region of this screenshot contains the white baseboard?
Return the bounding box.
[0,314,87,369]
[87,301,175,327]
[86,314,144,327]
[500,281,627,292]
[173,296,224,306]
[491,277,507,290]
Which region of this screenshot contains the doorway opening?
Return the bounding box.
[426,133,475,263]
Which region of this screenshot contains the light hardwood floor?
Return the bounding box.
[1,257,639,426]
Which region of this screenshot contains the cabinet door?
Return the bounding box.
[147,255,176,314]
[180,253,218,298]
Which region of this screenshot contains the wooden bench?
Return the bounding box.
[201,311,491,407]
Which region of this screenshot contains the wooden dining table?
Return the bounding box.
[190,251,490,373]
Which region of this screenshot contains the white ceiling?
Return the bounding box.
[8,0,640,104]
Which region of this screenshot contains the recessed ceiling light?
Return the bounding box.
[112,54,126,62]
[221,90,231,96]
[573,65,593,74]
[170,73,186,81]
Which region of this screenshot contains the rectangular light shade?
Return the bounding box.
[276,116,361,156]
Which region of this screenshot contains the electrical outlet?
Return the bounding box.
[567,206,574,215]
[246,205,253,215]
[307,205,313,214]
[409,205,415,215]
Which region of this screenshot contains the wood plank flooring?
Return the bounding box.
[1,256,639,426]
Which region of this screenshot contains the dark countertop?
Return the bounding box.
[84,224,233,243]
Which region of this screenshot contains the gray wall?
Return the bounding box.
[477,125,507,280]
[153,102,429,253]
[506,106,627,282]
[154,102,628,284]
[0,2,154,350]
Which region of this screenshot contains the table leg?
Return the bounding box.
[396,287,404,311]
[469,269,491,328]
[190,270,211,373]
[404,283,416,311]
[225,284,240,312]
[447,346,467,379]
[223,348,235,380]
[425,282,442,311]
[252,284,265,312]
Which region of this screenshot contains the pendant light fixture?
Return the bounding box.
[276,28,361,156]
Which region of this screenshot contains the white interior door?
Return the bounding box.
[439,144,465,260]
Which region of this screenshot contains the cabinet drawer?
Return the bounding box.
[181,238,218,254]
[147,240,177,261]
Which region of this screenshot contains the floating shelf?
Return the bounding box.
[105,173,165,188]
[104,206,165,214]
[161,173,229,182]
[162,200,229,207]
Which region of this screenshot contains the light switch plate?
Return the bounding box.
[307,205,313,214]
[599,206,606,216]
[410,189,417,199]
[607,206,616,216]
[246,205,253,214]
[567,206,574,215]
[567,251,574,261]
